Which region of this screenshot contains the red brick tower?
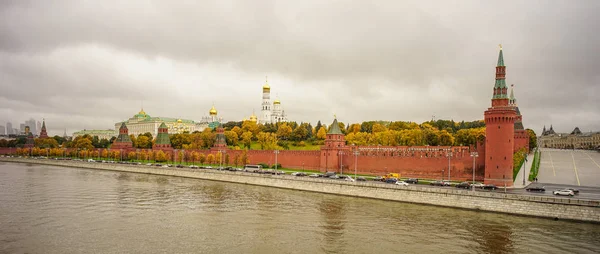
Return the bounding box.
[510,85,530,153]
[39,119,49,139]
[111,122,133,150]
[153,122,173,152]
[212,123,227,150]
[484,45,517,187]
[320,116,347,173]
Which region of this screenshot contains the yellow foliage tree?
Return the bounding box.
[207,154,215,164]
[155,150,167,162]
[241,131,253,149]
[128,151,136,161]
[316,127,327,140]
[257,132,279,150]
[276,123,293,140]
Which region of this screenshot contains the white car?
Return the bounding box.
[553,189,575,196]
[309,174,319,178]
[396,181,409,186]
[345,177,355,182]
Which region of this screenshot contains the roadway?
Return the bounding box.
[537,148,600,187]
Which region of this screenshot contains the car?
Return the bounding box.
[470,182,485,188]
[373,176,384,181]
[309,173,319,178]
[430,181,444,186]
[357,176,367,181]
[329,175,340,179]
[405,178,419,184]
[456,182,471,189]
[553,189,575,196]
[176,164,184,168]
[565,188,580,194]
[442,181,453,186]
[526,186,546,192]
[345,177,355,182]
[189,165,199,169]
[396,181,409,186]
[385,178,398,184]
[482,184,498,190]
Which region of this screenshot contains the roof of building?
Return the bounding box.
[73,129,116,135]
[328,117,343,135]
[497,45,505,66]
[159,122,167,128]
[209,105,217,116]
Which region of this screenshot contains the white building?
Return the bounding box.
[72,129,116,140]
[260,78,288,124]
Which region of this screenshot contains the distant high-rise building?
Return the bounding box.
[6,122,13,135]
[13,129,19,135]
[0,125,5,135]
[26,118,37,136]
[37,121,42,135]
[19,124,25,134]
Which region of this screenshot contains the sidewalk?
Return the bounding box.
[513,153,535,188]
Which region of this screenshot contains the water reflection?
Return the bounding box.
[318,198,347,253]
[466,216,514,254]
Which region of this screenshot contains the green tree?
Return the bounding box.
[241,131,253,149]
[276,123,292,140]
[257,132,279,150]
[291,124,308,141]
[526,129,537,150]
[224,131,239,146]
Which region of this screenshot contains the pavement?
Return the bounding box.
[512,153,534,188]
[537,148,600,187]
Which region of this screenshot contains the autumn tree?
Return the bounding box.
[316,127,327,140]
[231,126,243,138]
[136,135,152,149]
[128,151,136,161]
[224,130,239,146]
[291,124,309,141]
[224,154,230,165]
[276,123,292,140]
[199,153,206,164]
[206,154,215,164]
[155,150,167,162]
[526,129,537,150]
[257,132,279,150]
[241,131,253,149]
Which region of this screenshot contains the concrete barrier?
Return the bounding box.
[2,157,599,223]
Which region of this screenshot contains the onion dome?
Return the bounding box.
[209,105,217,116]
[135,108,150,118]
[250,111,258,122]
[177,119,183,123]
[263,76,270,93]
[274,99,281,105]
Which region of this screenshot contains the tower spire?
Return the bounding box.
[497,44,504,66]
[493,45,508,100]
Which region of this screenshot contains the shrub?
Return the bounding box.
[271,163,282,169]
[258,163,269,169]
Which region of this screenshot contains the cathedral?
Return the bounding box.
[259,77,288,124]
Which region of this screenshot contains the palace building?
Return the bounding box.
[72,129,117,140]
[114,106,222,137]
[260,77,288,124]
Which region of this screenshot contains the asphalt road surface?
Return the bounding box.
[537,148,600,187]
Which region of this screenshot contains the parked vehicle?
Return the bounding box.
[325,172,337,178]
[345,177,355,182]
[526,186,546,192]
[470,182,485,188]
[553,189,575,196]
[329,175,340,179]
[396,181,409,186]
[381,173,400,181]
[430,181,444,186]
[442,180,453,186]
[309,174,319,178]
[385,178,398,184]
[405,178,419,184]
[373,176,384,181]
[482,184,498,190]
[176,164,184,168]
[357,177,367,181]
[456,182,471,189]
[565,188,580,194]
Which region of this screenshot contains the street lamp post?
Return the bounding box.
[522,156,527,186]
[442,169,444,181]
[338,150,344,175]
[447,150,453,182]
[302,162,305,173]
[120,149,123,161]
[354,149,359,181]
[274,150,280,171]
[470,152,479,191]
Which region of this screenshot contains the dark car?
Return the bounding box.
[325,172,337,177]
[176,164,184,168]
[385,178,398,184]
[526,186,545,192]
[357,176,367,181]
[373,176,384,181]
[405,178,419,184]
[482,184,498,190]
[430,181,444,186]
[456,182,471,189]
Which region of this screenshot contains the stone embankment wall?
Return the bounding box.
[2,157,599,223]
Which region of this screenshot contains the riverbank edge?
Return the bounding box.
[2,158,599,223]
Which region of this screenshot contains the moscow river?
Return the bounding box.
[1,162,599,254]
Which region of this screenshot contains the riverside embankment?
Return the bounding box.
[2,157,599,223]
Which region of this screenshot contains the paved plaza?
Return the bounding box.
[538,148,600,187]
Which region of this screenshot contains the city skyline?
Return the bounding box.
[1,1,599,136]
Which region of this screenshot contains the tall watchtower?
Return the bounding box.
[484,45,517,186]
[320,116,347,173]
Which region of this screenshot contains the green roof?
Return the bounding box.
[159,122,167,128]
[328,118,343,135]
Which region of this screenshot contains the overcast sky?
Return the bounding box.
[1,0,599,136]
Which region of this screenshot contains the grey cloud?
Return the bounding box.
[1,0,599,135]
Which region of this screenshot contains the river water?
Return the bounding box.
[1,162,599,254]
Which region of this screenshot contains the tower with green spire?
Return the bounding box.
[320,115,348,173]
[39,119,49,139]
[111,122,133,150]
[492,44,509,101]
[153,122,173,151]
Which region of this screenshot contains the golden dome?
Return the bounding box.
[263,76,270,92]
[209,105,217,115]
[177,119,183,123]
[249,111,257,122]
[273,99,280,104]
